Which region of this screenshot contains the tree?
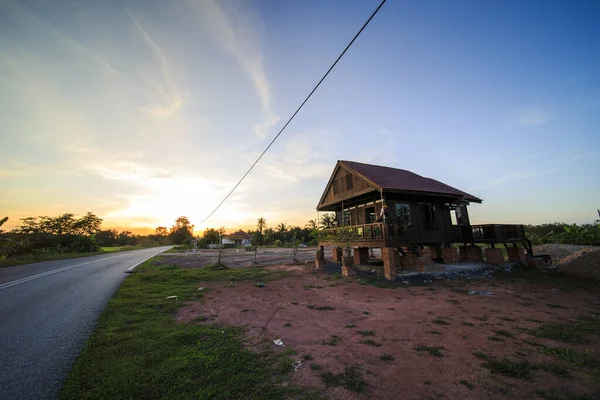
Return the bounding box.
[202,228,220,245]
[305,219,317,230]
[154,227,168,237]
[319,213,336,229]
[169,216,194,245]
[257,217,266,235]
[0,216,7,234]
[277,223,288,233]
[72,212,103,236]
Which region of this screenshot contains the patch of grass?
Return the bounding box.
[424,330,442,335]
[459,380,475,390]
[473,315,489,322]
[303,284,324,290]
[523,339,544,347]
[320,365,367,393]
[499,317,517,322]
[344,324,356,328]
[536,362,571,378]
[492,329,515,338]
[310,364,322,371]
[526,318,543,323]
[387,308,395,310]
[542,347,600,371]
[361,339,382,347]
[477,355,533,379]
[547,304,568,309]
[473,350,490,360]
[284,322,292,327]
[488,336,505,342]
[307,305,335,311]
[356,330,375,337]
[302,353,313,361]
[446,299,460,305]
[415,345,445,357]
[533,314,600,344]
[321,335,341,346]
[424,379,432,385]
[290,302,298,305]
[432,318,450,326]
[535,389,600,400]
[461,321,475,327]
[60,259,297,400]
[362,311,371,315]
[205,262,229,270]
[379,354,394,361]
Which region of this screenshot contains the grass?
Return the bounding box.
[461,321,475,327]
[542,347,600,371]
[533,314,600,344]
[307,305,335,311]
[415,345,445,357]
[488,336,505,342]
[60,259,299,400]
[310,364,322,371]
[361,339,382,347]
[321,335,341,346]
[432,318,450,326]
[492,329,515,338]
[379,354,394,361]
[0,245,158,268]
[344,324,356,328]
[547,304,568,309]
[473,351,532,379]
[320,365,367,393]
[424,330,442,335]
[459,380,475,390]
[356,330,375,337]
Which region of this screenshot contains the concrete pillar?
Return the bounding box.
[485,248,504,265]
[400,255,418,272]
[418,256,433,272]
[507,246,526,265]
[382,247,399,280]
[460,245,483,263]
[353,247,369,265]
[315,249,326,271]
[332,247,343,262]
[441,247,460,264]
[428,245,442,259]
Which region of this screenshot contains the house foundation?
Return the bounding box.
[485,248,504,265]
[441,247,460,264]
[460,245,484,263]
[507,246,526,265]
[382,247,399,280]
[353,247,369,265]
[332,247,343,262]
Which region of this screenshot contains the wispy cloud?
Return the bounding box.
[188,0,278,137]
[568,151,598,162]
[469,168,558,190]
[514,105,553,126]
[129,11,184,118]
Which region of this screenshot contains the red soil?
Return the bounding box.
[176,269,600,399]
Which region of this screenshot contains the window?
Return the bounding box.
[426,204,437,230]
[345,174,353,191]
[343,210,351,226]
[365,207,376,223]
[395,204,412,227]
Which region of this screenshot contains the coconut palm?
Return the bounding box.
[305,219,317,230]
[319,214,336,229]
[257,217,266,234]
[277,223,288,233]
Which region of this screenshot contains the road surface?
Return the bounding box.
[0,247,171,400]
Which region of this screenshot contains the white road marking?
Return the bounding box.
[0,250,159,290]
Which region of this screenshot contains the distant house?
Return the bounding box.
[222,230,252,248]
[316,160,530,279]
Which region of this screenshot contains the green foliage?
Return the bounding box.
[415,345,445,357]
[533,314,600,344]
[525,220,600,246]
[169,216,194,245]
[320,365,367,393]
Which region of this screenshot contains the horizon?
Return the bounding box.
[1,0,599,233]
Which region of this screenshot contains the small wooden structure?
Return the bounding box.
[316,161,531,279]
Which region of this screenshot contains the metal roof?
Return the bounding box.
[339,160,482,203]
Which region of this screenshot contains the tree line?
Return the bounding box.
[524,220,600,246]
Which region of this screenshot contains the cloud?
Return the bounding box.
[469,168,558,190]
[189,0,278,136]
[514,105,553,126]
[129,11,183,118]
[568,151,598,162]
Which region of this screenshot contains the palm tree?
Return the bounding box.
[277,223,288,233]
[319,214,336,229]
[305,219,317,230]
[257,217,266,234]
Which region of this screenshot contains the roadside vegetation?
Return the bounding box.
[61,259,305,400]
[525,220,600,246]
[0,214,193,267]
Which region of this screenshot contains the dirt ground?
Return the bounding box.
[176,268,600,400]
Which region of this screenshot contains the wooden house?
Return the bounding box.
[316,161,531,279]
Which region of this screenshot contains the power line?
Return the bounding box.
[201,0,387,225]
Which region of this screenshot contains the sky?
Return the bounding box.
[1,0,599,234]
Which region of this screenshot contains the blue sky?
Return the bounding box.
[1,0,598,233]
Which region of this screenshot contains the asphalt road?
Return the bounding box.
[0,246,171,400]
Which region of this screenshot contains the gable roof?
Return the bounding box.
[223,230,251,240]
[336,160,482,203]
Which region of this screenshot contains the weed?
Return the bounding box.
[310,364,322,371]
[473,315,489,322]
[523,339,543,347]
[424,380,432,385]
[461,321,475,327]
[433,318,450,326]
[488,336,505,342]
[344,324,356,328]
[356,330,375,337]
[533,314,600,344]
[459,380,475,390]
[284,322,292,327]
[535,362,571,378]
[320,365,367,393]
[492,329,515,338]
[379,354,394,361]
[415,345,444,357]
[479,356,533,379]
[307,305,335,311]
[446,299,460,305]
[473,351,490,360]
[388,308,396,310]
[424,330,442,335]
[542,347,600,370]
[499,317,517,322]
[321,335,341,346]
[547,304,567,309]
[363,311,371,315]
[290,302,298,305]
[361,339,382,347]
[525,318,543,323]
[302,353,313,360]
